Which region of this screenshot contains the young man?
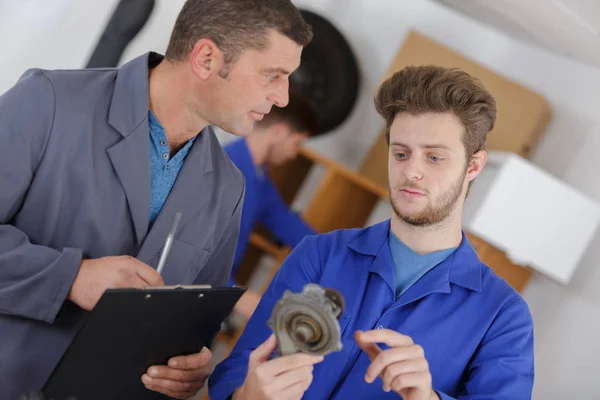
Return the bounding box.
[209,65,534,400]
[224,92,320,318]
[0,1,312,399]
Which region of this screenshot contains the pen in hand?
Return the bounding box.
[156,212,182,275]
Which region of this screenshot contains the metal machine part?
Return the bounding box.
[268,284,345,357]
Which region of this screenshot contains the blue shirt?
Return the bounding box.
[148,110,196,225]
[388,230,457,297]
[209,219,534,400]
[223,138,316,285]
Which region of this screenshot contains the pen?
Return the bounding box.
[156,212,182,274]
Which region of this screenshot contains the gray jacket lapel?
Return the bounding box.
[105,52,160,247]
[106,123,151,248]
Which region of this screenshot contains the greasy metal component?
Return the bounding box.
[324,288,344,318]
[268,284,345,357]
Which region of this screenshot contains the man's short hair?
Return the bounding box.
[375,65,497,159]
[165,0,313,64]
[256,91,320,137]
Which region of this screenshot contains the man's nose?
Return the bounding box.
[268,78,289,108]
[403,157,424,181]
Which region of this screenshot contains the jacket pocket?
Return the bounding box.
[148,239,211,284]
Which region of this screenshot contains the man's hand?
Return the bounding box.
[355,329,439,400]
[234,334,323,400]
[68,255,164,311]
[142,347,212,399]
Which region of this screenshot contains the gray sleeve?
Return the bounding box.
[0,70,82,323]
[194,181,245,287]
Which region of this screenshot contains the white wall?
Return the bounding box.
[0,1,116,92]
[2,0,600,397]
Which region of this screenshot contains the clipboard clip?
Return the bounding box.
[144,284,213,290]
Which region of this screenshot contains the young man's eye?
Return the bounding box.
[429,155,442,162]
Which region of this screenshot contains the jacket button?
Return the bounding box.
[377,325,383,330]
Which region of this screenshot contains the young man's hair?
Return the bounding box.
[374,65,497,160]
[255,91,320,137]
[165,0,313,65]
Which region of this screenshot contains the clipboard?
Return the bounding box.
[43,285,245,400]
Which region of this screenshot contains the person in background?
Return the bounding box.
[224,91,323,319]
[208,65,534,400]
[0,0,312,398]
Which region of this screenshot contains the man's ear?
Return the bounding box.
[466,150,487,183]
[190,38,225,80]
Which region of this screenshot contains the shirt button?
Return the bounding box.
[165,164,170,170]
[377,326,384,330]
[162,153,168,160]
[160,140,167,146]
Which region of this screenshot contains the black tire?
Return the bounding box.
[291,10,361,134]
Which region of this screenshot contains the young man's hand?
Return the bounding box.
[356,329,440,400]
[234,334,323,400]
[142,347,212,399]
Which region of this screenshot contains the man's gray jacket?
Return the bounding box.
[0,52,245,398]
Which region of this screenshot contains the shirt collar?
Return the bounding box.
[148,109,197,163]
[348,219,483,293]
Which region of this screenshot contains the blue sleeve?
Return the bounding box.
[227,275,237,287]
[208,235,323,400]
[467,298,534,397]
[257,177,316,246]
[440,297,534,399]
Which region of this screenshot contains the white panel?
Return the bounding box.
[464,152,600,284]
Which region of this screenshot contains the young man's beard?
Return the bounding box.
[389,168,467,227]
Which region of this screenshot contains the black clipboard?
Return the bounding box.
[43,285,245,400]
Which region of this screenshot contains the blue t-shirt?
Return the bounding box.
[148,110,196,225]
[388,229,457,297]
